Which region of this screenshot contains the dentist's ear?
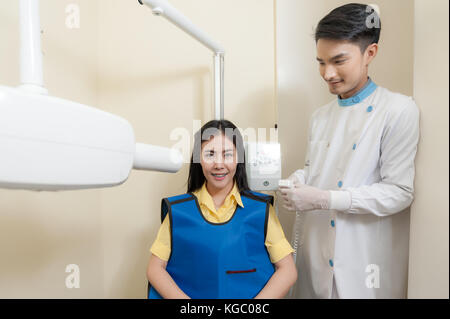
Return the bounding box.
[365,43,378,66]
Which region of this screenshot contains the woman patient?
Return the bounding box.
[147,119,297,299]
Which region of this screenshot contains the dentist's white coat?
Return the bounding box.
[291,81,420,298]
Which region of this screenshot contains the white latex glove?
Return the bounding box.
[280,184,331,212]
[277,172,301,207]
[287,170,306,187]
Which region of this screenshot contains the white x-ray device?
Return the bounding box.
[0,0,183,191]
[1,0,283,192]
[245,142,281,191]
[138,0,282,191]
[139,0,283,192]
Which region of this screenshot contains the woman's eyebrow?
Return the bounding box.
[203,148,233,153]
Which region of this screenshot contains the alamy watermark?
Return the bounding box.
[365,264,380,289]
[169,119,279,165]
[65,3,80,29]
[366,4,381,29]
[65,264,80,289]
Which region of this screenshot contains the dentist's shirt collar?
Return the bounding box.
[338,78,378,107]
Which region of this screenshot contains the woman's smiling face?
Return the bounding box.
[200,133,237,193]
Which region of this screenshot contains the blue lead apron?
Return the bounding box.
[148,190,275,299]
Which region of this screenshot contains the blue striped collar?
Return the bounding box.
[338,78,378,107]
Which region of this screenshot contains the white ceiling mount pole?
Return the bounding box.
[139,0,225,120]
[139,0,225,54]
[214,53,224,120]
[19,0,48,95]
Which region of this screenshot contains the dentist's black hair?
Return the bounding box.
[187,119,249,193]
[315,3,381,52]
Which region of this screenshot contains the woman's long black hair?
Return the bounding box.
[187,119,250,193]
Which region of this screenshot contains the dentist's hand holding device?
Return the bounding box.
[278,173,331,212]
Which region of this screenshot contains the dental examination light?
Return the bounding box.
[0,0,183,191]
[138,0,225,120]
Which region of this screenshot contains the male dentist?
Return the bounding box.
[280,3,419,298]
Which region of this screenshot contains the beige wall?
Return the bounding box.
[276,0,414,245]
[408,0,449,299]
[0,0,275,298]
